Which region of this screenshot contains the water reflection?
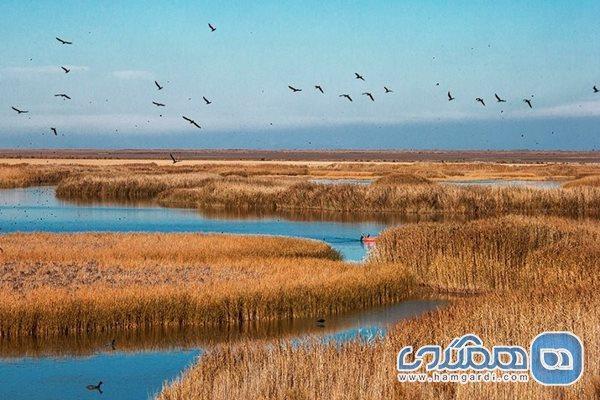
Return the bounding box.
[441,179,561,189]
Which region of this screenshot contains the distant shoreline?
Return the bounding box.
[0,149,599,163]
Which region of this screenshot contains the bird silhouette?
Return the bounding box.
[494,93,507,103]
[182,116,201,129]
[110,339,116,350]
[61,66,70,74]
[384,86,393,93]
[86,382,103,394]
[362,92,375,101]
[288,85,302,92]
[316,318,326,327]
[476,97,486,106]
[154,80,163,90]
[354,72,365,81]
[208,23,216,32]
[523,99,533,109]
[203,96,212,105]
[55,37,72,45]
[170,153,179,164]
[50,128,57,136]
[594,85,599,93]
[11,106,28,114]
[447,92,455,101]
[55,93,72,100]
[315,85,324,94]
[152,101,165,107]
[339,94,353,102]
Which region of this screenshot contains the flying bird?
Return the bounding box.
[55,37,72,45]
[384,86,393,93]
[170,153,179,164]
[203,96,212,105]
[61,66,70,74]
[288,85,302,92]
[523,98,533,109]
[354,72,365,81]
[54,93,71,100]
[208,23,216,32]
[182,116,201,129]
[152,101,165,107]
[315,85,324,94]
[447,91,455,101]
[362,92,375,101]
[339,94,353,102]
[50,127,58,135]
[154,80,163,90]
[594,85,599,93]
[494,93,507,103]
[86,382,103,394]
[476,97,486,106]
[11,106,28,114]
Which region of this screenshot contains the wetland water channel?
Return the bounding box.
[0,186,446,399]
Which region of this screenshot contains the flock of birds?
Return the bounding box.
[8,24,600,159]
[10,24,219,144]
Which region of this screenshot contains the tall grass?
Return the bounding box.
[0,233,414,339]
[370,216,600,292]
[158,180,600,219]
[159,216,600,400]
[160,288,599,400]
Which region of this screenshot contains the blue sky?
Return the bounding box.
[1,1,599,150]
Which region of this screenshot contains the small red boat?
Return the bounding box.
[360,235,377,244]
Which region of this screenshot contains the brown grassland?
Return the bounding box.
[1,160,600,399]
[0,233,413,339]
[160,216,600,400]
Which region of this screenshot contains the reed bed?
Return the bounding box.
[0,233,413,339]
[158,179,600,219]
[160,288,599,400]
[370,216,600,292]
[159,216,600,400]
[563,175,600,188]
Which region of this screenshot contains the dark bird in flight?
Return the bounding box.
[154,80,163,90]
[594,85,599,93]
[523,98,533,109]
[354,72,365,81]
[182,116,201,129]
[208,23,216,32]
[55,93,72,100]
[384,86,393,93]
[50,127,57,135]
[11,106,28,114]
[476,97,486,106]
[86,382,103,394]
[447,91,455,101]
[152,101,165,107]
[315,85,324,94]
[362,92,375,101]
[288,85,302,92]
[494,93,507,103]
[61,66,70,74]
[339,94,353,102]
[203,96,212,105]
[170,153,179,164]
[55,37,72,45]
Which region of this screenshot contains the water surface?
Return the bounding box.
[441,179,561,189]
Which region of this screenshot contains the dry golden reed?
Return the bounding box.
[0,233,413,339]
[159,216,600,400]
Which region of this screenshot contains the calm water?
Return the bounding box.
[441,179,561,189]
[0,186,446,400]
[0,186,388,261]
